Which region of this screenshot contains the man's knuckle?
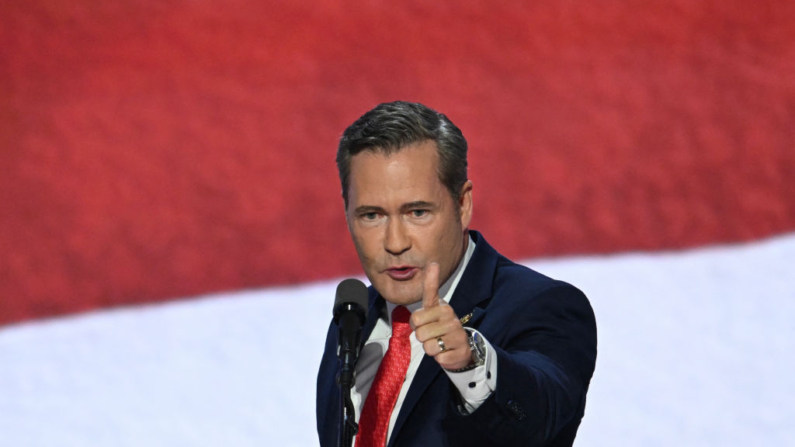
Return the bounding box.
[445,320,459,332]
[415,328,427,341]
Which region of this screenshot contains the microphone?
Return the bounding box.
[334,279,369,389]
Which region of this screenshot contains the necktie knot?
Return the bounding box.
[391,306,412,338]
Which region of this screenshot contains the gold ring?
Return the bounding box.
[437,336,447,353]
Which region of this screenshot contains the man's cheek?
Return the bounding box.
[351,236,368,259]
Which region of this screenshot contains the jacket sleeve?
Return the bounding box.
[444,283,598,445]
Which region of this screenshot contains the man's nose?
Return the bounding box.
[384,217,410,255]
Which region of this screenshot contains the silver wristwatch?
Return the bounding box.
[448,327,487,373]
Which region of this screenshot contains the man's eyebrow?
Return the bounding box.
[352,205,385,215]
[400,201,435,212]
[352,202,436,215]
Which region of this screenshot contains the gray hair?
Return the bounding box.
[336,101,468,208]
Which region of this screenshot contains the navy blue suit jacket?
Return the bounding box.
[316,231,597,446]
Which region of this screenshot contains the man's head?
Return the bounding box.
[336,101,469,210]
[337,102,473,305]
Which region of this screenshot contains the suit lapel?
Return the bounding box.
[387,231,498,447]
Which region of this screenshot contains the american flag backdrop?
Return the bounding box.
[1,1,794,445]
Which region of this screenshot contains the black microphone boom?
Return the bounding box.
[333,278,369,389]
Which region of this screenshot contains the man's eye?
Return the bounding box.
[411,210,428,218]
[363,212,379,220]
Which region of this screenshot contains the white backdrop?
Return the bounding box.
[2,233,794,446]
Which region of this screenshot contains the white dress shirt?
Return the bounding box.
[351,236,498,444]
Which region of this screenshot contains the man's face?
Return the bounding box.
[345,141,473,305]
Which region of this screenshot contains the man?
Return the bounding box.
[317,101,597,446]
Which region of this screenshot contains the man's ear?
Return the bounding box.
[459,180,473,228]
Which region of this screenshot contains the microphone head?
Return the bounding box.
[334,278,369,320]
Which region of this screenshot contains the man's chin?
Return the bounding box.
[382,296,422,306]
[376,281,422,306]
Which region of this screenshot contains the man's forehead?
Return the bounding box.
[347,142,445,205]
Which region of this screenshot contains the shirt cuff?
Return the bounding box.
[443,329,498,414]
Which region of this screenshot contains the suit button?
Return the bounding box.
[506,400,526,421]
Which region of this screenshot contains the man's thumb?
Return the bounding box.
[423,262,441,307]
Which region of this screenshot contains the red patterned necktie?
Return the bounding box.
[356,305,413,447]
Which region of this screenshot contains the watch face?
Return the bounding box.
[470,331,486,365]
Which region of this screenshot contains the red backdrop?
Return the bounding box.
[2,1,794,325]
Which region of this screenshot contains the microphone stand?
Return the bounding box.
[338,375,358,447]
[335,302,364,447]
